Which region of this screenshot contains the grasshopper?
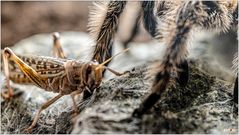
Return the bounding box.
[1,32,129,132]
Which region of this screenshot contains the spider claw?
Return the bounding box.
[176,60,189,87]
[132,108,143,118]
[233,76,238,103]
[132,92,163,117]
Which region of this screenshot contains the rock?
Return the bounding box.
[71,60,238,134]
[1,32,237,134]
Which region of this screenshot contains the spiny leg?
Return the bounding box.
[133,1,237,117]
[52,32,66,59]
[141,1,158,37]
[90,1,127,66]
[142,1,189,88]
[133,2,195,117]
[86,1,127,99]
[24,94,63,133]
[133,72,170,117]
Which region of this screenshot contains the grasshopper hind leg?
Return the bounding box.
[2,48,47,100]
[2,49,15,100]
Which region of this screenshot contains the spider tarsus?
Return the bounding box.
[132,108,143,118]
[132,92,163,118]
[233,76,238,104]
[176,60,189,87]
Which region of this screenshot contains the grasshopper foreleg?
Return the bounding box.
[70,89,84,114]
[24,93,63,133]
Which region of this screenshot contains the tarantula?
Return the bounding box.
[88,1,238,117]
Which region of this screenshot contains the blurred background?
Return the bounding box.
[1,1,238,82]
[2,1,91,48]
[1,1,152,49]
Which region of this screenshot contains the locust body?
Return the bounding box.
[1,32,128,132]
[5,54,102,95]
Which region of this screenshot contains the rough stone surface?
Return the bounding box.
[71,61,238,134]
[1,32,238,134]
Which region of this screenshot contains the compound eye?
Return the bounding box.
[92,60,99,65]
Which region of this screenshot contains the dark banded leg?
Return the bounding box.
[87,1,127,99]
[176,60,189,87]
[133,2,193,117]
[141,1,157,37]
[132,1,237,117]
[91,1,127,66]
[133,72,170,117]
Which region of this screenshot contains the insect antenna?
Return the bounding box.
[96,48,130,70]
